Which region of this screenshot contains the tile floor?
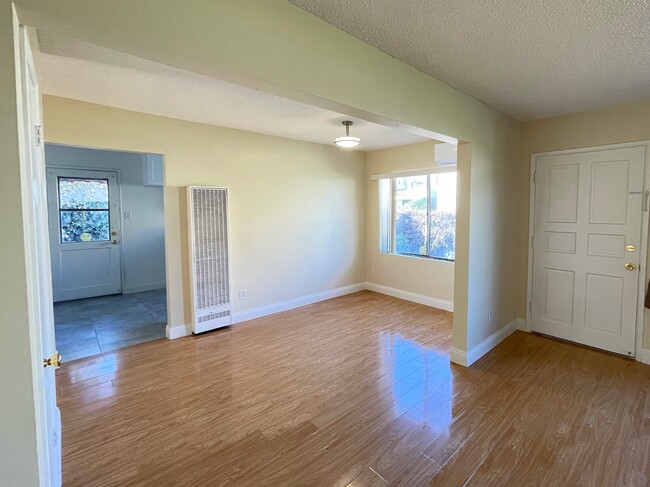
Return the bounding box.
[54,289,167,362]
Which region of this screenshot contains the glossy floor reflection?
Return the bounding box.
[54,289,167,361]
[56,291,650,486]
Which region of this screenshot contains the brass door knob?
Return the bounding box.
[112,240,120,245]
[43,352,62,369]
[625,262,636,271]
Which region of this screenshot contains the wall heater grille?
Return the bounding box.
[187,186,231,333]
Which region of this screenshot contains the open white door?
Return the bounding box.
[19,27,62,487]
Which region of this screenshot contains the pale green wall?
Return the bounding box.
[15,0,523,354]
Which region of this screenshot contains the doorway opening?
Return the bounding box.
[46,144,167,361]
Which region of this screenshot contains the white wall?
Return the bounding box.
[45,144,166,294]
[366,141,454,307]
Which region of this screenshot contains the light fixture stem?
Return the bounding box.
[335,121,360,148]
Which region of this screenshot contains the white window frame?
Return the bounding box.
[375,167,456,262]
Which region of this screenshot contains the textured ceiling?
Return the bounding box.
[35,32,427,151]
[290,0,650,121]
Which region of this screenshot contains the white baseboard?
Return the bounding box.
[515,318,528,332]
[449,348,469,367]
[232,282,366,324]
[123,281,166,294]
[450,319,519,367]
[166,323,191,339]
[642,349,650,365]
[166,283,365,339]
[365,282,453,312]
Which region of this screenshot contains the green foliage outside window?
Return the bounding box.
[58,178,110,243]
[394,194,455,260]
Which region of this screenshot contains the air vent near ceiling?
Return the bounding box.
[435,143,458,165]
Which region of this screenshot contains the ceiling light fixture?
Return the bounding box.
[334,121,361,148]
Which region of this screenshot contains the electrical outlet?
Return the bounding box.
[239,289,247,300]
[370,267,376,275]
[488,310,493,322]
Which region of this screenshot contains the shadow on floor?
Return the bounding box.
[54,289,167,361]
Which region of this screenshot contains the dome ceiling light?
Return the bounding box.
[334,121,361,149]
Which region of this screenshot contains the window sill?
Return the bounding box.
[380,251,454,263]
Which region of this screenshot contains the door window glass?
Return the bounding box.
[58,177,110,242]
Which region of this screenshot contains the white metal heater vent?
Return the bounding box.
[187,186,231,333]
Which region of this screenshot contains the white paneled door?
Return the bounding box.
[531,146,646,357]
[20,26,62,486]
[47,168,122,301]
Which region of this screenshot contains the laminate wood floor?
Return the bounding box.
[57,291,650,486]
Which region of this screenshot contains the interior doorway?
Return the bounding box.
[45,144,167,361]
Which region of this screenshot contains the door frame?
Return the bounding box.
[525,141,650,362]
[47,164,124,301]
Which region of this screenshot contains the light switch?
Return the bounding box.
[124,211,132,219]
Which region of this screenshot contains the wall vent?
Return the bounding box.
[187,186,231,333]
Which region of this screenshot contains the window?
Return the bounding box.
[58,177,111,243]
[379,171,456,261]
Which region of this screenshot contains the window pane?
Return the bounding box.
[379,178,391,253]
[59,177,109,210]
[429,172,456,260]
[395,175,427,255]
[60,210,110,243]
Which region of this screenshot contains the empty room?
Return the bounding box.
[1,1,649,486]
[46,144,168,361]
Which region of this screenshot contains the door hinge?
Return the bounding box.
[529,300,532,313]
[533,171,536,184]
[35,124,43,146]
[644,190,649,212]
[531,236,534,249]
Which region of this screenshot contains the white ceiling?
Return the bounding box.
[290,0,650,121]
[35,31,428,151]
